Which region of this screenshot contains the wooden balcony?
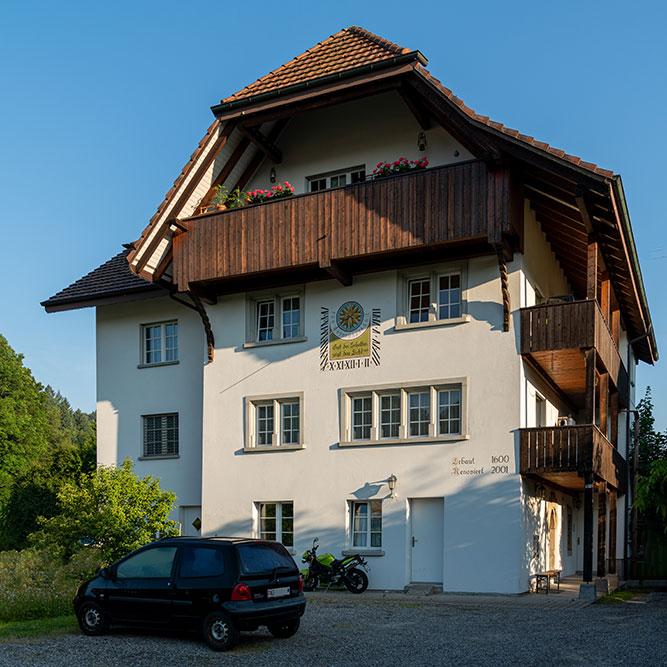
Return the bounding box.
[520,425,627,493]
[173,160,517,293]
[520,300,629,405]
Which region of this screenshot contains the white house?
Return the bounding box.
[43,27,657,594]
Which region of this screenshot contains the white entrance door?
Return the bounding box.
[410,498,444,583]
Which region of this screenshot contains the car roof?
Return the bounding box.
[157,536,277,547]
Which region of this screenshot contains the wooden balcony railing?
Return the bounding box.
[172,160,512,290]
[519,425,627,492]
[520,299,629,399]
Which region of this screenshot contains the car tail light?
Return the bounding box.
[298,575,304,593]
[231,583,252,601]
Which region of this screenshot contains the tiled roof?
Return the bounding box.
[42,249,161,310]
[221,26,412,103]
[415,67,615,178]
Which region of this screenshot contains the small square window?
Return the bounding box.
[380,393,401,439]
[438,389,461,435]
[246,395,304,449]
[307,166,366,192]
[409,391,430,437]
[248,291,304,345]
[142,321,178,365]
[438,274,461,320]
[142,413,179,457]
[408,279,430,323]
[352,396,372,440]
[257,501,294,547]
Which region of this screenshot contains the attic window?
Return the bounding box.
[307,166,366,192]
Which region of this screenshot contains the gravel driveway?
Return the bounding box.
[2,592,666,666]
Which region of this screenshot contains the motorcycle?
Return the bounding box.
[300,538,369,594]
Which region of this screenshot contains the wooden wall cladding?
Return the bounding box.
[173,160,510,289]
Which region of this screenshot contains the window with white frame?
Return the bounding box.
[398,266,466,328]
[341,381,466,445]
[142,413,179,457]
[256,501,294,547]
[307,166,366,192]
[247,291,304,344]
[245,394,304,449]
[350,500,382,548]
[142,321,178,365]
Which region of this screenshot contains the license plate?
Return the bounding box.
[267,587,290,599]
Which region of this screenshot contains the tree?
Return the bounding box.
[632,387,667,477]
[30,458,179,563]
[635,459,667,534]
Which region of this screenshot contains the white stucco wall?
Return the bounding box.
[199,256,527,593]
[246,91,473,195]
[96,296,205,516]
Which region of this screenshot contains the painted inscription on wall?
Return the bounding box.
[320,301,381,371]
[451,454,512,476]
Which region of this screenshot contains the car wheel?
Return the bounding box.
[202,611,239,651]
[267,618,300,638]
[76,601,109,636]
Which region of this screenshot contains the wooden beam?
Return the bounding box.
[587,236,598,301]
[397,84,431,129]
[320,260,352,287]
[583,472,594,582]
[133,122,236,275]
[238,125,282,164]
[599,372,609,437]
[189,292,215,363]
[199,136,252,210]
[584,348,596,425]
[495,244,511,331]
[575,186,595,234]
[597,483,607,577]
[609,489,617,574]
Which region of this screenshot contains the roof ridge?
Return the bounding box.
[344,26,411,55]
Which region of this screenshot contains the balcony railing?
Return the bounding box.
[519,425,627,492]
[520,299,629,400]
[172,160,512,291]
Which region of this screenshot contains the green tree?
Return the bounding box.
[30,458,178,563]
[631,387,667,477]
[0,334,50,491]
[635,459,667,534]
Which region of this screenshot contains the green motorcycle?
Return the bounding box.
[300,538,369,593]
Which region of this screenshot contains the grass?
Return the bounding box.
[0,615,78,642]
[597,589,641,605]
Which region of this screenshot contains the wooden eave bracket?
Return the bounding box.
[189,292,215,363]
[239,125,282,164]
[320,259,352,287]
[397,84,431,130]
[494,243,511,332]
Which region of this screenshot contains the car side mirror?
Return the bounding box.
[99,567,111,580]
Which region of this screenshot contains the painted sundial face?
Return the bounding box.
[336,301,364,332]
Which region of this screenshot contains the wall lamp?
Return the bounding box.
[536,482,546,500]
[417,131,427,152]
[270,167,276,183]
[388,474,397,498]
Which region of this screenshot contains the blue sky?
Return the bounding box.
[1,1,666,426]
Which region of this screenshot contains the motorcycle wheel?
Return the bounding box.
[343,568,368,594]
[303,573,319,591]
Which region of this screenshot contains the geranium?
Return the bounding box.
[244,182,294,204]
[372,157,429,178]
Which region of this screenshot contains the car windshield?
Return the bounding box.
[237,543,295,574]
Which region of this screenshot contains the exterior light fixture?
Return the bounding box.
[536,483,546,500]
[417,132,427,152]
[573,495,581,510]
[270,167,276,183]
[388,474,397,498]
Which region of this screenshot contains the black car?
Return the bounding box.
[73,537,306,651]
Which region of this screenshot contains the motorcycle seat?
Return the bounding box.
[331,558,344,569]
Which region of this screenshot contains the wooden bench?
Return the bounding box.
[533,569,561,594]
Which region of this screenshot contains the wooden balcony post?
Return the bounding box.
[597,483,607,577]
[599,373,609,437]
[583,473,594,583]
[600,274,611,325]
[610,391,619,447]
[584,348,596,425]
[587,235,598,301]
[609,489,617,574]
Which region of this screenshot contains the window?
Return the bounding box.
[341,380,467,445]
[178,547,226,579]
[351,501,382,548]
[245,394,304,450]
[397,265,467,329]
[116,547,177,579]
[246,291,304,345]
[256,501,294,547]
[142,413,179,457]
[307,166,366,192]
[141,321,178,365]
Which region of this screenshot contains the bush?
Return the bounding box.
[0,548,102,622]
